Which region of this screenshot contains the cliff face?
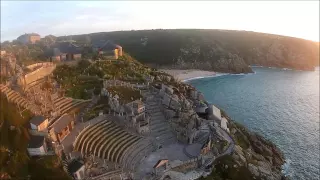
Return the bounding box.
[245,37,319,71]
[172,41,253,73]
[210,110,287,180]
[63,29,319,73]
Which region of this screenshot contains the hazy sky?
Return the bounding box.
[1,1,319,42]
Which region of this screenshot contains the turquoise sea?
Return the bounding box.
[188,67,319,180]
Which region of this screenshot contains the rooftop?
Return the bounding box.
[51,114,73,133]
[56,42,82,54]
[92,40,121,51]
[28,135,45,148]
[45,42,82,56]
[30,115,47,126]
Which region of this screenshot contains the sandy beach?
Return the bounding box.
[160,69,217,81]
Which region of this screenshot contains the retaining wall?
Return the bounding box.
[18,63,56,87]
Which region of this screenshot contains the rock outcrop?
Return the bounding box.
[227,119,286,180]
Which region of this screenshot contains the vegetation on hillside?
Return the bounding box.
[53,54,153,99]
[107,86,142,104]
[201,155,255,180]
[3,29,318,73]
[53,60,102,100]
[0,94,70,179]
[62,29,319,73]
[1,40,49,66]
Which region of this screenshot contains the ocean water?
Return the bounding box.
[188,67,320,180]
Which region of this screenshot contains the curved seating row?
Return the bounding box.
[74,119,144,165]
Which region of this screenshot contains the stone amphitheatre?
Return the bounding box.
[1,56,234,180]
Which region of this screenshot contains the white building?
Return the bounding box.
[27,135,47,156]
[221,117,230,133]
[208,104,222,121]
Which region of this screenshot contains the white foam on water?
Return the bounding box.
[282,159,293,178]
[183,72,255,82]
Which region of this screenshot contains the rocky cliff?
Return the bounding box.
[64,29,319,73]
[203,109,287,180]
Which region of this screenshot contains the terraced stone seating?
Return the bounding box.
[52,96,89,114]
[74,119,150,168]
[60,100,88,114]
[91,169,123,180]
[120,138,155,171]
[24,78,45,91]
[0,84,88,116]
[54,98,74,108]
[0,84,39,113]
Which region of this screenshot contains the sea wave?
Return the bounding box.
[249,65,264,68]
[182,75,218,82]
[183,72,255,82]
[282,159,292,178]
[183,69,267,82]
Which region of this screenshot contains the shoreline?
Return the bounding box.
[162,66,319,82]
[160,69,253,82]
[161,68,287,178]
[162,65,314,82]
[160,69,219,82]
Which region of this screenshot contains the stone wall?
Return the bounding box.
[19,63,56,87]
[74,54,82,60]
[26,62,53,70]
[161,93,181,111]
[137,123,150,134]
[169,157,201,170]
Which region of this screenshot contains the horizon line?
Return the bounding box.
[1,28,319,43]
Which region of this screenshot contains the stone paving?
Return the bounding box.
[135,143,190,179]
[161,170,203,180]
[184,143,202,158]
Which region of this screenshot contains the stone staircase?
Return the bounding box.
[145,95,177,147]
[194,131,210,145]
[194,123,210,144]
